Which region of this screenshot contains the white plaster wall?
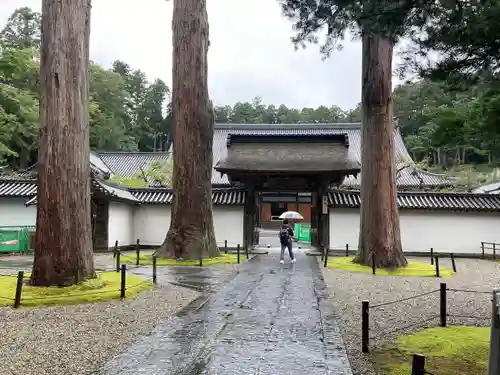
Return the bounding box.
[329,208,500,255]
[108,202,134,247]
[213,206,244,248]
[0,198,36,227]
[132,205,244,248]
[133,205,171,247]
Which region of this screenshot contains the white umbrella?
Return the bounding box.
[279,211,304,220]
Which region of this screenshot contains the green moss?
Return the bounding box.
[328,257,454,277]
[0,272,152,307]
[121,252,245,266]
[107,175,149,188]
[372,326,490,375]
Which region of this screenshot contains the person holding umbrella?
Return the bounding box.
[278,211,303,264]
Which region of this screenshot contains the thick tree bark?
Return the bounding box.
[355,32,407,269]
[31,0,95,286]
[157,0,218,260]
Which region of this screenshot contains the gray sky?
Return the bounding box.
[1,0,404,110]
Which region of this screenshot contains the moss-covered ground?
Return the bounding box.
[372,326,490,375]
[0,272,152,307]
[328,256,453,277]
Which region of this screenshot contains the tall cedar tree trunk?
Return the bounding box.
[31,0,95,286]
[157,0,219,260]
[355,32,408,268]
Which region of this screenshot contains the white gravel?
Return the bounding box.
[0,283,200,375]
[320,256,500,375]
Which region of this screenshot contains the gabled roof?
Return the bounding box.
[208,123,452,188]
[215,133,360,175]
[92,151,171,186]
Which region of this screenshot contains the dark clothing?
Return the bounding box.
[280,225,295,261]
[279,225,294,241]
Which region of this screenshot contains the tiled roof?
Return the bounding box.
[329,189,500,212]
[93,179,139,203]
[199,123,452,188]
[0,180,37,197]
[216,134,360,175]
[130,188,245,205]
[24,178,139,206]
[94,151,171,186]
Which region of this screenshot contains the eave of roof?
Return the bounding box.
[129,187,246,205]
[329,189,500,212]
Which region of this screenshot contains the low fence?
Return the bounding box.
[361,282,491,353]
[112,239,249,269]
[329,243,500,259]
[322,248,457,277]
[481,241,499,260]
[0,264,155,309]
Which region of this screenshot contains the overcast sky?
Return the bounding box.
[1,0,405,110]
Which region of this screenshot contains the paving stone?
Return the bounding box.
[94,252,352,375]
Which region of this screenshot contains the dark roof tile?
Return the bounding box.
[199,123,452,188]
[329,189,500,211]
[0,180,37,197]
[130,188,245,205]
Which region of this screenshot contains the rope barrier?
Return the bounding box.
[448,288,491,294]
[370,289,440,309]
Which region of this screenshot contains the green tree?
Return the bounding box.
[0,7,41,50]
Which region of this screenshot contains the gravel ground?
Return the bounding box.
[320,256,500,375]
[0,284,200,375]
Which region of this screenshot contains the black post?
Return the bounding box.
[120,264,126,298]
[345,244,349,257]
[152,255,157,284]
[440,282,447,327]
[116,251,121,273]
[372,253,376,275]
[136,239,140,266]
[411,354,426,375]
[494,243,497,261]
[450,253,457,272]
[14,271,24,308]
[430,247,434,265]
[481,241,485,259]
[321,247,325,262]
[323,247,329,268]
[199,247,203,267]
[224,240,228,254]
[245,245,249,260]
[362,301,370,353]
[435,256,440,278]
[237,244,240,264]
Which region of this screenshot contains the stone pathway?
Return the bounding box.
[94,252,352,375]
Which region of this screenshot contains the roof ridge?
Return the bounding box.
[214,123,362,130]
[96,151,171,155]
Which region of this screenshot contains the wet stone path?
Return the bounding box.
[94,252,353,375]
